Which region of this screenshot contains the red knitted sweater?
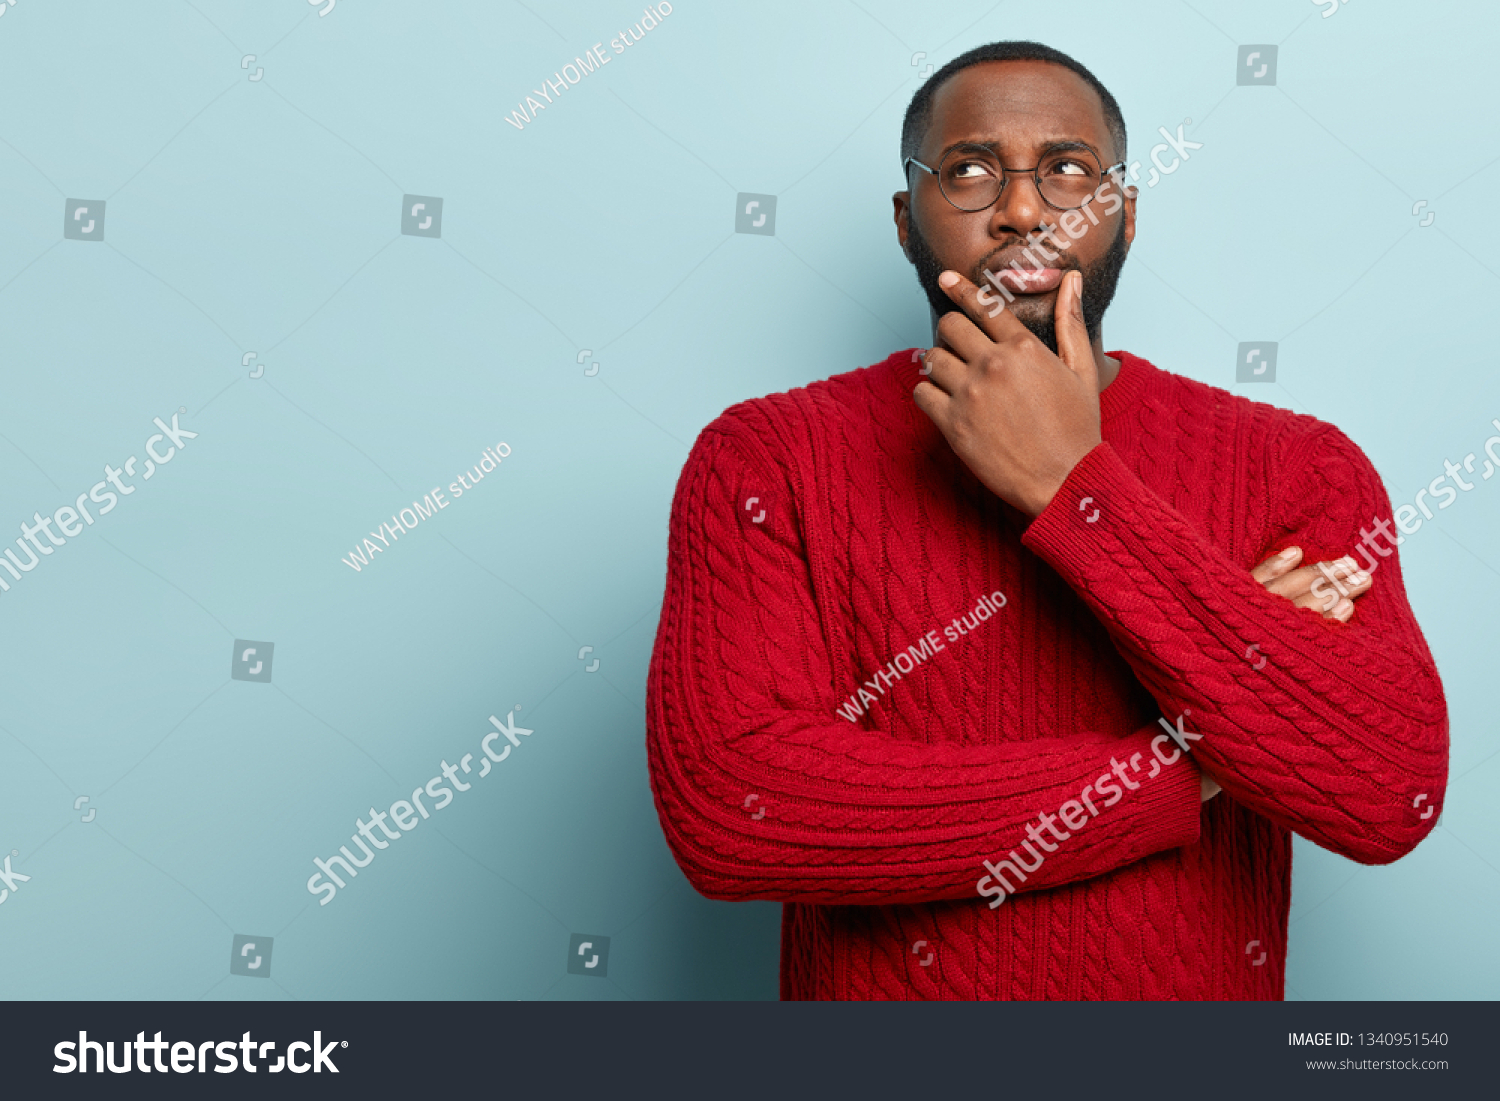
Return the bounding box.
[645,349,1448,1000]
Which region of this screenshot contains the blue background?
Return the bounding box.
[1,0,1495,1001]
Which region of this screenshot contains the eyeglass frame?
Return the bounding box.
[903,141,1128,213]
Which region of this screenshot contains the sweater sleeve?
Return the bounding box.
[1020,428,1449,866]
[645,414,1203,907]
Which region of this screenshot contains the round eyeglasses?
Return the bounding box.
[904,142,1126,213]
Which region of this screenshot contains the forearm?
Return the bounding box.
[648,675,1202,905]
[647,426,1204,904]
[1022,441,1448,863]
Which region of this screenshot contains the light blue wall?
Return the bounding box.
[0,0,1493,1000]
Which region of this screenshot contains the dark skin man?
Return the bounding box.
[891,59,1373,800]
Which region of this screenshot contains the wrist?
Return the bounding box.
[1023,444,1099,518]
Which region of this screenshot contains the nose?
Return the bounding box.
[987,169,1051,242]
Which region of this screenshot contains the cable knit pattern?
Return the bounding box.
[646,349,1448,1000]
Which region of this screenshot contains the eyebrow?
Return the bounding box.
[939,137,1104,163]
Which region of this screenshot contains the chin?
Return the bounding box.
[1006,297,1055,323]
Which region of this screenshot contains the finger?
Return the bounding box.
[1302,581,1344,615]
[937,269,1033,347]
[1052,270,1093,381]
[1298,559,1364,586]
[933,303,992,363]
[1263,563,1333,599]
[1308,557,1373,602]
[912,378,952,427]
[1250,546,1303,586]
[1288,590,1340,615]
[1262,566,1323,601]
[1316,556,1364,582]
[1268,559,1371,602]
[916,344,965,395]
[1290,583,1365,618]
[1336,566,1373,599]
[1284,563,1345,612]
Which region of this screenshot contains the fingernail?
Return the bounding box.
[1073,270,1084,294]
[1334,599,1353,620]
[938,271,959,288]
[1278,547,1299,560]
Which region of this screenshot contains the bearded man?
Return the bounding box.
[645,40,1447,1000]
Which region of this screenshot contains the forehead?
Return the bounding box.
[924,59,1111,155]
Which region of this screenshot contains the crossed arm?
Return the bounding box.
[916,267,1446,863]
[646,275,1446,906]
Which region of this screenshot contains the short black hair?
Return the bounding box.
[900,41,1127,170]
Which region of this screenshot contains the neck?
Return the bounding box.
[1094,338,1120,391]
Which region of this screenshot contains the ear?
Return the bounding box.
[893,190,911,255]
[1122,179,1138,251]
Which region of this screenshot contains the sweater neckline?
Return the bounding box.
[1100,350,1148,425]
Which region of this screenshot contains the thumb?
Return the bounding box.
[1054,269,1092,379]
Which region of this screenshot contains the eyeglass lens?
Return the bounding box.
[937,143,1105,212]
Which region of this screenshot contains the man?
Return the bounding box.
[645,41,1447,1000]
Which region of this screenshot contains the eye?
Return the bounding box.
[1047,158,1091,177]
[950,159,995,179]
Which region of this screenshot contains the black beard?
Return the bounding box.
[904,215,1129,355]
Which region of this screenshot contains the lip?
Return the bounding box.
[991,267,1064,295]
[980,249,1069,296]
